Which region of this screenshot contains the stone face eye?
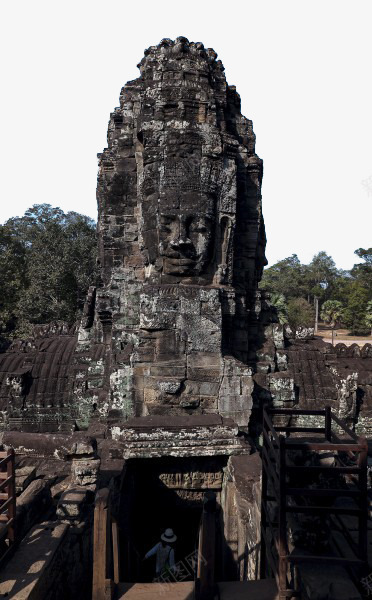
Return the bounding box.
[189,218,209,234]
[160,215,176,234]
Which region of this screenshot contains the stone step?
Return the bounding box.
[0,520,69,598]
[15,466,36,494]
[117,579,279,600]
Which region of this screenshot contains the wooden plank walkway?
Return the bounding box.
[117,579,279,599]
[117,582,193,600]
[219,579,279,599]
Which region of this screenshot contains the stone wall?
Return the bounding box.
[220,453,262,581]
[0,37,270,432]
[70,37,268,428]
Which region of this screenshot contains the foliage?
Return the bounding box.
[269,293,288,324]
[260,254,307,299]
[287,298,315,331]
[0,204,97,339]
[320,300,343,343]
[350,247,372,295]
[304,251,338,303]
[260,247,372,337]
[0,224,27,332]
[261,251,339,303]
[365,300,372,335]
[320,300,343,329]
[341,283,370,335]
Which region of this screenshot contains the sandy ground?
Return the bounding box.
[315,327,371,346]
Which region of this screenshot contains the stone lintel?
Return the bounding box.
[1,431,97,460]
[109,413,250,459]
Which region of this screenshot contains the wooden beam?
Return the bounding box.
[266,408,325,416]
[278,436,288,596]
[5,448,15,543]
[198,491,216,600]
[112,517,120,585]
[357,436,368,563]
[92,488,113,600]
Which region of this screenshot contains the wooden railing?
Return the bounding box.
[92,487,216,600]
[0,448,16,561]
[92,488,120,600]
[196,491,217,600]
[260,407,369,599]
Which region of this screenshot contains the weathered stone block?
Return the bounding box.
[71,458,100,487]
[15,466,36,494]
[57,487,89,521]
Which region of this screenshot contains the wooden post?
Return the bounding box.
[357,437,368,567]
[260,419,268,580]
[278,436,288,598]
[92,488,113,600]
[325,406,332,442]
[314,297,319,333]
[198,491,216,600]
[112,517,120,585]
[6,448,16,543]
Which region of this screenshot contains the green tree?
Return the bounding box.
[0,224,27,332]
[287,298,315,332]
[350,247,372,295]
[365,300,372,336]
[305,252,339,332]
[335,248,372,336]
[260,254,307,299]
[320,300,343,345]
[0,204,97,339]
[269,293,288,325]
[342,283,370,335]
[305,252,338,297]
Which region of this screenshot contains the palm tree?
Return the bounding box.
[270,293,288,325]
[320,300,343,345]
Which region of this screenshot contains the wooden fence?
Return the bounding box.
[0,448,16,562]
[260,407,369,599]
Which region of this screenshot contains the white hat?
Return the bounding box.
[161,528,177,543]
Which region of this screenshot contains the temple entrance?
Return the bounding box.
[118,456,227,583]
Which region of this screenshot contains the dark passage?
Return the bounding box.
[118,456,226,583]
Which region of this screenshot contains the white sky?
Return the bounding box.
[1,0,371,270]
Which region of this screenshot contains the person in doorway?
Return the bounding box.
[143,528,177,580]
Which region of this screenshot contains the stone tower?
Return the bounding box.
[74,37,268,427]
[0,37,273,432]
[1,38,370,437]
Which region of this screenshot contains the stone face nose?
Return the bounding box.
[170,237,193,253]
[170,218,193,251]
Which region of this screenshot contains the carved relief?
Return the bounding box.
[157,470,223,490]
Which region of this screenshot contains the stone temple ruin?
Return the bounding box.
[0,37,371,600]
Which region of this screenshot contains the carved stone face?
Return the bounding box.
[158,192,215,275]
[141,156,217,276]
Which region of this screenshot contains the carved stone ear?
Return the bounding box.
[214,216,233,284]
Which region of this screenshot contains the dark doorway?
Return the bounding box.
[118,456,226,583]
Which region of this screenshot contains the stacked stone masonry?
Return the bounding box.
[0,37,371,442]
[0,37,370,600]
